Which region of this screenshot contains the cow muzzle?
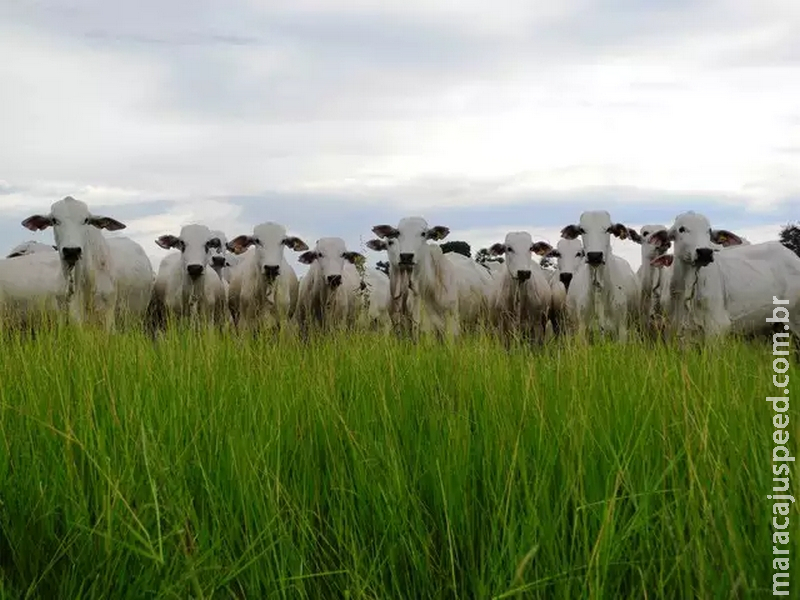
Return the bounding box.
[694,247,714,267]
[586,251,604,266]
[263,265,280,281]
[327,274,342,288]
[398,253,414,269]
[559,272,573,289]
[187,264,204,280]
[61,246,82,266]
[516,270,531,282]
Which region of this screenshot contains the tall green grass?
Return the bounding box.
[0,326,796,598]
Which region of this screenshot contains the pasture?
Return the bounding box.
[0,326,793,598]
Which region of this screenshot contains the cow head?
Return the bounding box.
[207,229,230,272]
[372,216,449,271]
[22,196,126,269]
[540,238,584,290]
[298,237,365,289]
[227,222,308,282]
[657,211,721,268]
[633,224,671,266]
[489,231,538,283]
[156,224,222,281]
[561,210,631,268]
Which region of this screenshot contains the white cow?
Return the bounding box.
[487,232,552,343]
[444,252,495,329]
[481,260,505,278]
[371,217,459,339]
[295,237,365,332]
[649,211,800,340]
[626,225,673,337]
[6,241,56,258]
[208,229,238,284]
[529,241,571,337]
[355,267,391,331]
[560,211,640,341]
[634,224,749,336]
[541,238,584,293]
[22,196,130,329]
[147,225,228,329]
[226,222,308,330]
[107,237,155,323]
[0,252,65,328]
[366,236,413,332]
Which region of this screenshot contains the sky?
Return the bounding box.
[1,0,798,273]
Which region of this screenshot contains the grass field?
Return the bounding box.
[0,326,797,599]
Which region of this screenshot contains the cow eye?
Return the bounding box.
[177,240,186,252]
[83,218,90,225]
[678,226,686,233]
[52,218,60,226]
[506,247,514,253]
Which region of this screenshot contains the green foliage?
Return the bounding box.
[780,223,800,258]
[475,247,504,264]
[375,260,390,276]
[440,240,471,257]
[0,326,795,598]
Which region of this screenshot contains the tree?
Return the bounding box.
[779,223,800,258]
[440,240,471,257]
[475,247,504,264]
[375,261,390,276]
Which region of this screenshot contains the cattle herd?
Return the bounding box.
[2,195,800,345]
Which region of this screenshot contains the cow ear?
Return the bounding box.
[607,223,629,239]
[650,254,674,268]
[343,251,365,266]
[711,229,743,247]
[531,241,552,256]
[648,230,671,247]
[366,239,387,251]
[372,225,399,239]
[489,243,506,256]
[156,235,180,250]
[298,251,318,264]
[283,236,309,252]
[627,228,643,244]
[560,224,581,240]
[426,226,450,241]
[22,214,54,231]
[88,215,126,231]
[227,235,254,255]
